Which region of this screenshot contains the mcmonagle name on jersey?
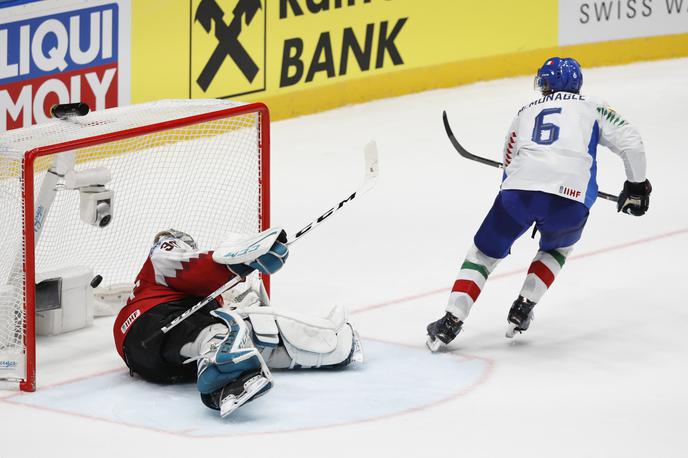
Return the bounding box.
[501,92,646,208]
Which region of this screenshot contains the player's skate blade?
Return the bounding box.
[199,369,272,415]
[426,335,442,352]
[220,373,272,417]
[505,322,519,338]
[426,312,463,352]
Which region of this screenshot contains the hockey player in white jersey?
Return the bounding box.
[427,57,652,350]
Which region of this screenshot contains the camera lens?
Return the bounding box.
[95,201,111,227]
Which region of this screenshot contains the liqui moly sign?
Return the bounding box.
[0,1,131,131]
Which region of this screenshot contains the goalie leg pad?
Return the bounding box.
[241,305,363,369]
[278,322,361,369]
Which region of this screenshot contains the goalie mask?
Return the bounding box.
[154,229,197,250]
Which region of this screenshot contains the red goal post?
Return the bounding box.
[0,100,270,391]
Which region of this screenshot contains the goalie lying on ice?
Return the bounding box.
[113,229,363,417]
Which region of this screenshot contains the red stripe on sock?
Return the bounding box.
[452,279,481,302]
[528,261,555,287]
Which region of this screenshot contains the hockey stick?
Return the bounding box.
[442,111,619,203]
[142,142,379,348]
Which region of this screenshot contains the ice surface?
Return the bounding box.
[5,340,489,436]
[1,58,687,458]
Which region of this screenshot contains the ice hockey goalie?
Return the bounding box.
[113,228,363,417]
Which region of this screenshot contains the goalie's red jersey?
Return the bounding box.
[113,238,236,358]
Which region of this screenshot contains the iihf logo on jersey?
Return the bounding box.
[190,0,266,99]
[559,185,582,199]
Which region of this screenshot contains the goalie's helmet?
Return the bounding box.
[534,57,583,94]
[154,229,197,249]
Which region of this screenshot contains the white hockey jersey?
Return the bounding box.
[501,92,646,208]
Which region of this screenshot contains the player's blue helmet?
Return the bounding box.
[534,57,583,94]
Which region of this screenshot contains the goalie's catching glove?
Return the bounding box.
[617,179,652,216]
[213,228,289,277]
[247,230,288,275]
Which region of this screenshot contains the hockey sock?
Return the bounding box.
[446,244,501,321]
[519,246,574,303]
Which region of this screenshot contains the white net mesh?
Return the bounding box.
[0,152,24,381]
[0,100,267,386]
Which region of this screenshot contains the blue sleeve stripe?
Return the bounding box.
[584,121,600,208]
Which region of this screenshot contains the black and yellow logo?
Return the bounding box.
[190,0,266,98]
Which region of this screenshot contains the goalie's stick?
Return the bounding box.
[142,141,379,348]
[442,111,619,203]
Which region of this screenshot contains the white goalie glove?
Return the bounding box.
[213,228,289,277]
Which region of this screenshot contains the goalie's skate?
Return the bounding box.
[426,312,463,352]
[219,371,272,417]
[505,296,536,338]
[196,309,273,416]
[199,368,272,417]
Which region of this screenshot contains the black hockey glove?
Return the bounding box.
[617,179,652,216]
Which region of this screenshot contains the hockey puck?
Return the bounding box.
[90,274,103,289]
[50,103,90,119]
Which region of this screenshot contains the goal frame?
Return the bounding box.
[17,102,270,392]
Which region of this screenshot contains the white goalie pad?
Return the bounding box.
[277,306,346,354]
[250,313,280,347]
[212,227,285,265]
[237,304,360,369]
[278,319,355,369]
[222,277,362,369]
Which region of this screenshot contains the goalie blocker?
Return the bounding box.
[114,229,361,417]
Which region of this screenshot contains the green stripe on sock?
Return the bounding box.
[461,261,489,279]
[546,250,566,268]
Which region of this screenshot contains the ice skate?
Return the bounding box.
[505,296,536,338]
[198,367,272,417]
[426,312,463,352]
[196,309,273,417]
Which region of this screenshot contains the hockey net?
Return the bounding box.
[0,100,270,391]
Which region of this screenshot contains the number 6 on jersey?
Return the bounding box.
[531,108,562,145]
